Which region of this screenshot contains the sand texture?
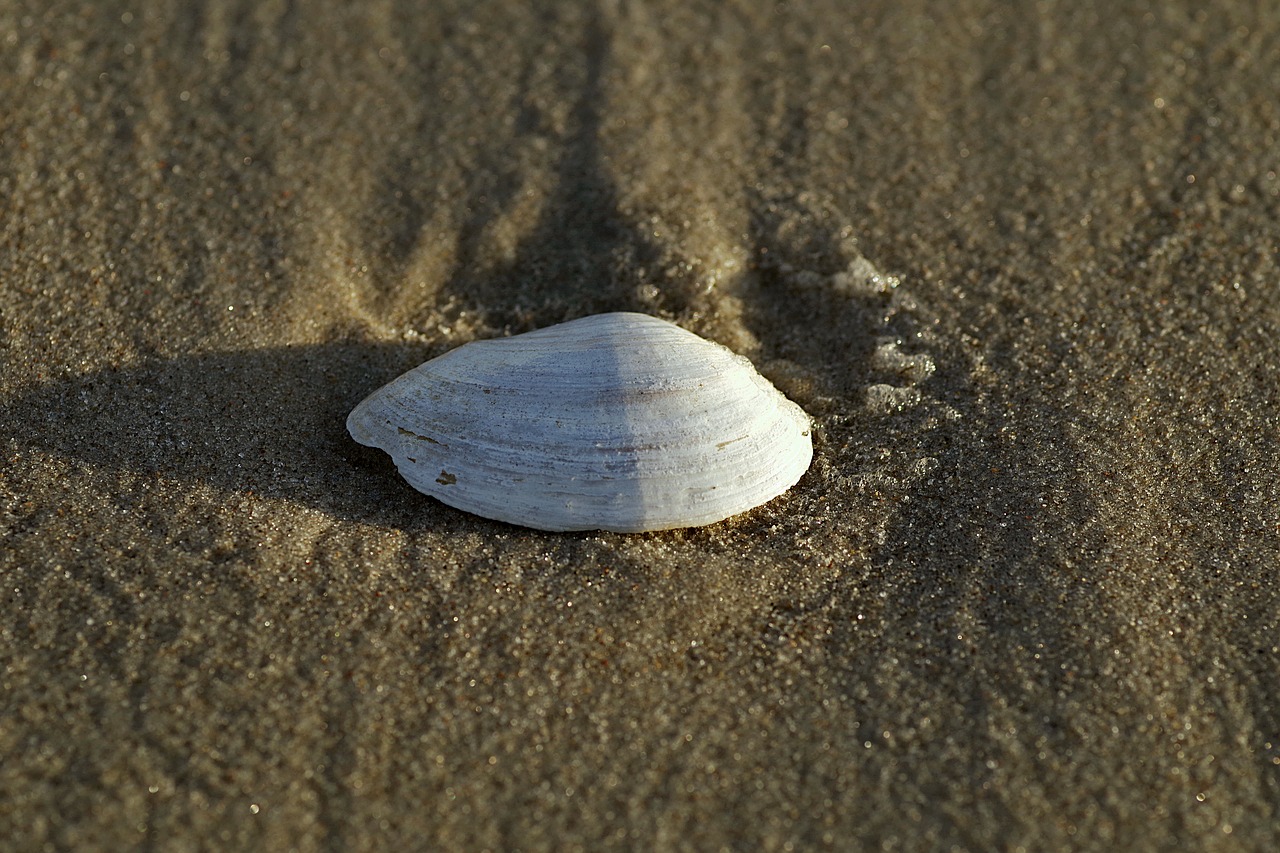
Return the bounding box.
[3,1,1279,849]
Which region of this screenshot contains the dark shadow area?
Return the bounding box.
[1,342,484,528]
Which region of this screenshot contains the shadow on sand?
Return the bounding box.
[2,342,465,528]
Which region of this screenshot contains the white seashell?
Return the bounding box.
[347,312,812,532]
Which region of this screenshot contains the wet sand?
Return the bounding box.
[3,1,1278,849]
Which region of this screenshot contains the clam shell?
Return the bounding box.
[347,312,812,532]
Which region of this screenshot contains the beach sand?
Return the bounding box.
[3,1,1278,849]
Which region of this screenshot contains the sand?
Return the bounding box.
[3,1,1278,849]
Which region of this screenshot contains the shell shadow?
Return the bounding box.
[2,341,477,527]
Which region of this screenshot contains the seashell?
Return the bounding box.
[347,312,812,532]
